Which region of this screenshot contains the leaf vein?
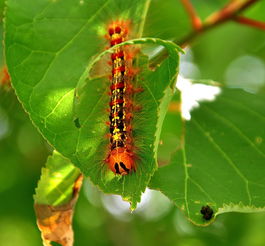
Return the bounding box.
[192,118,252,205]
[203,105,265,158]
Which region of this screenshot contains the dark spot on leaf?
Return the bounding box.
[74,118,81,128]
[200,205,214,220]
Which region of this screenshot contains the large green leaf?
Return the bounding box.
[5,0,182,207]
[74,38,181,208]
[150,88,265,225]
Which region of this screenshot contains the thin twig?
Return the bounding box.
[181,0,260,47]
[233,16,265,30]
[204,0,259,26]
[150,0,260,67]
[180,0,202,31]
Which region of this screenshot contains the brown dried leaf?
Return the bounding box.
[34,174,83,246]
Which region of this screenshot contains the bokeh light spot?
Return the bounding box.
[225,55,265,93]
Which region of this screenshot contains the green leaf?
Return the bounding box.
[74,38,181,208]
[34,151,80,206]
[150,88,265,225]
[5,0,182,207]
[157,91,182,165]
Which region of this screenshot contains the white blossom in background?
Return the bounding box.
[176,75,221,120]
[177,48,221,120]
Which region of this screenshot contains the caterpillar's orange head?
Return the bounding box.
[107,20,130,40]
[107,147,134,175]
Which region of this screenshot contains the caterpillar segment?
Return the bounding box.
[105,21,135,175]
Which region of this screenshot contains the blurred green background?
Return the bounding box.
[1,0,265,245]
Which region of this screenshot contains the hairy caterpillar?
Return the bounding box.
[105,21,136,175]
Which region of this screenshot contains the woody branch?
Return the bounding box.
[151,0,262,66]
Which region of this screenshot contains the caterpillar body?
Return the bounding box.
[105,21,136,175]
